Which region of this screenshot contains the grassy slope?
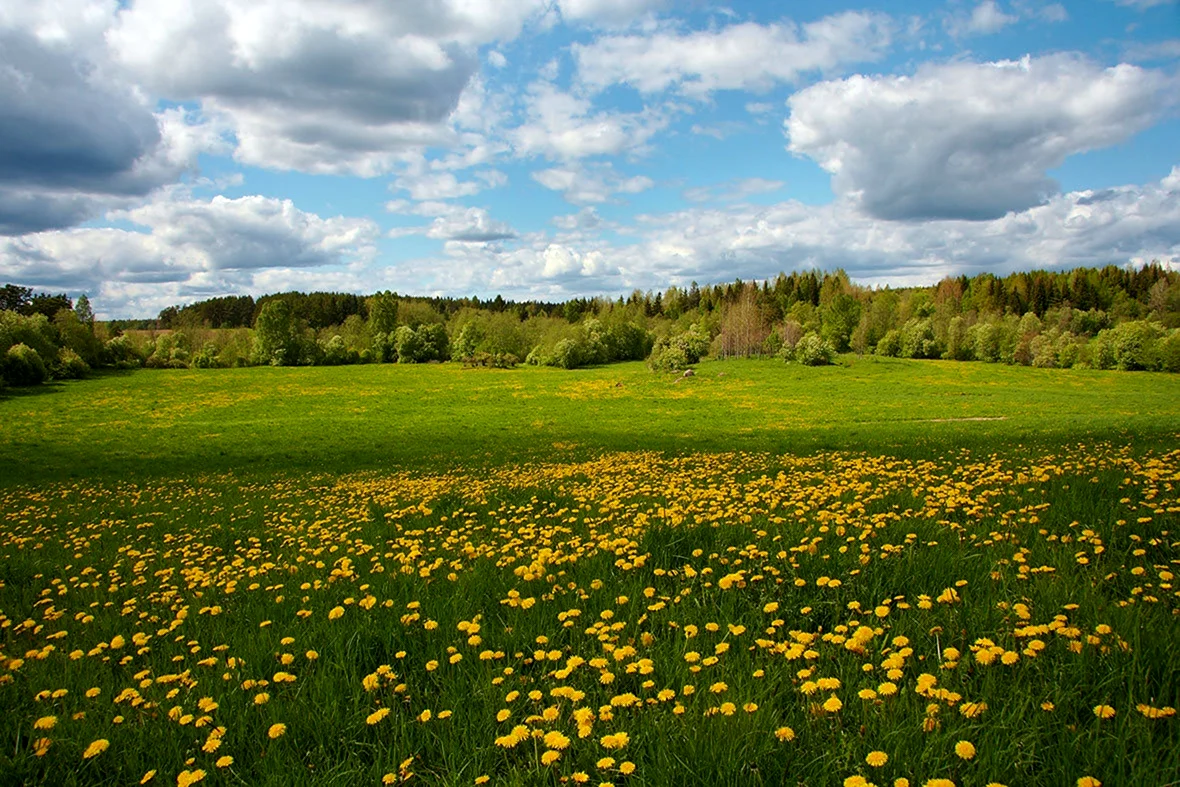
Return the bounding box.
[2,356,1178,484]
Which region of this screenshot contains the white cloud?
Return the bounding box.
[423,207,517,243]
[1038,3,1070,22]
[390,169,1180,300]
[107,0,549,175]
[392,169,507,201]
[785,55,1176,221]
[512,82,670,160]
[532,164,653,204]
[388,202,516,243]
[552,206,604,231]
[948,1,1019,36]
[0,189,379,316]
[684,178,784,203]
[573,11,893,96]
[1123,38,1180,61]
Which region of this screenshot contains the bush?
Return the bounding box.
[899,319,941,359]
[104,335,142,368]
[52,347,90,379]
[793,333,836,366]
[876,330,901,358]
[648,338,689,372]
[320,335,358,366]
[1158,331,1180,373]
[3,343,48,386]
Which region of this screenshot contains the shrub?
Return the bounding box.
[648,338,689,372]
[3,343,48,386]
[320,335,358,366]
[549,338,583,369]
[875,330,901,358]
[899,318,941,359]
[394,326,423,364]
[52,347,90,379]
[793,332,836,366]
[1158,331,1180,373]
[104,335,142,368]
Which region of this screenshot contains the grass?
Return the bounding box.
[0,357,1177,787]
[2,356,1178,483]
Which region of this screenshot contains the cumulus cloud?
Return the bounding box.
[512,82,670,161]
[388,203,517,243]
[0,190,379,316]
[107,0,548,175]
[0,23,219,234]
[785,55,1176,221]
[532,164,653,204]
[573,11,893,96]
[947,1,1019,36]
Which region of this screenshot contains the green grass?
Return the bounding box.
[0,358,1177,787]
[2,356,1178,484]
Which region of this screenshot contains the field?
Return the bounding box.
[1,358,1178,787]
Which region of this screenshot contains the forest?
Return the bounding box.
[2,262,1178,387]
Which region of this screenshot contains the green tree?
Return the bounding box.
[252,300,301,366]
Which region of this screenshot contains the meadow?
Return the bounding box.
[1,358,1178,786]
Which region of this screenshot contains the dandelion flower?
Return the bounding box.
[823,696,843,713]
[367,708,391,725]
[216,756,233,768]
[1093,705,1115,720]
[176,770,206,787]
[775,727,796,741]
[267,723,286,739]
[619,762,636,775]
[1077,779,1101,787]
[955,740,976,760]
[866,751,888,767]
[139,770,156,784]
[33,716,56,730]
[82,739,109,759]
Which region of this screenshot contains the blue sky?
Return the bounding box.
[0,0,1177,317]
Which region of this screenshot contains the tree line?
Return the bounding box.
[2,263,1178,388]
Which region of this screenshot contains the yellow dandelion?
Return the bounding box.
[1077,779,1101,787]
[328,606,345,621]
[216,756,233,768]
[139,770,156,784]
[866,751,888,767]
[367,707,391,725]
[1093,705,1115,720]
[82,739,110,759]
[176,770,206,787]
[619,761,636,775]
[267,722,287,739]
[954,740,976,760]
[775,726,796,741]
[33,716,56,730]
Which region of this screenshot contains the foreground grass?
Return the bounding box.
[0,359,1178,786]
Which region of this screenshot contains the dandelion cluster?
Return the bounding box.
[0,445,1176,784]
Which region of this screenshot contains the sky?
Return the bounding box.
[0,0,1178,318]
